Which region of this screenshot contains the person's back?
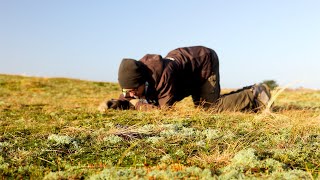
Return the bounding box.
[159,46,220,105]
[140,46,220,106]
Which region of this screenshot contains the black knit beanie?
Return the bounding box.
[118,58,147,88]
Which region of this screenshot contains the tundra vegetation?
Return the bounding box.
[0,74,319,179]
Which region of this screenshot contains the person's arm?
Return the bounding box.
[156,61,178,107]
[107,94,158,111]
[106,98,132,110]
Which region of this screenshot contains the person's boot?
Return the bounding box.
[252,83,272,110]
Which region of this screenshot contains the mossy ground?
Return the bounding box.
[0,74,319,179]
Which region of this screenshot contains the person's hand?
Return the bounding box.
[106,99,130,110]
[129,99,140,107]
[129,99,149,108]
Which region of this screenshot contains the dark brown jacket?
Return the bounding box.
[138,46,219,108]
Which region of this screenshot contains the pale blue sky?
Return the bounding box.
[1,1,319,89]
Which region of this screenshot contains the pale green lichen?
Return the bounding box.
[103,135,122,144]
[174,149,185,158]
[0,142,9,153]
[181,127,197,137]
[160,128,177,137]
[160,154,172,164]
[202,129,221,140]
[138,124,156,132]
[146,136,164,144]
[231,148,259,167]
[196,140,206,147]
[47,134,79,149]
[219,148,311,180]
[0,155,9,171]
[48,134,72,145]
[270,169,311,180]
[43,171,66,180]
[90,166,213,180]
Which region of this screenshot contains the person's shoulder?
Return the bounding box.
[139,54,165,77]
[187,46,213,52]
[140,54,163,63]
[168,46,212,55]
[175,45,211,50]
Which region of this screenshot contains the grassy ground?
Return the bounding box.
[0,74,319,179]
